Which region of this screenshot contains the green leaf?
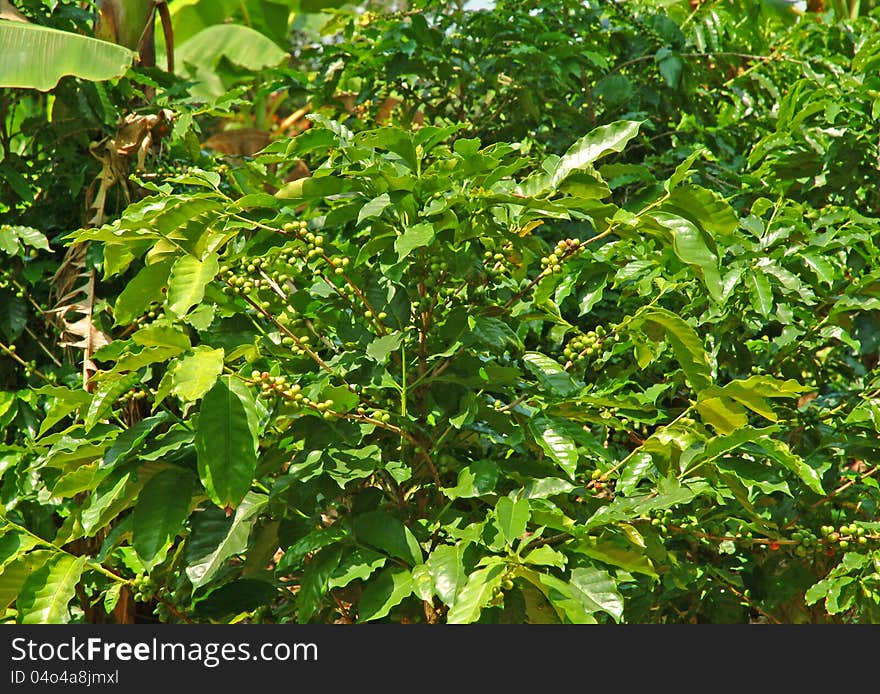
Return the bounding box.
[131,324,192,351]
[194,579,278,620]
[352,511,423,566]
[665,184,739,238]
[84,374,140,432]
[530,415,579,479]
[355,127,418,171]
[0,296,26,340]
[495,497,530,546]
[394,222,434,261]
[17,554,87,624]
[516,567,597,624]
[695,395,748,434]
[470,316,522,353]
[0,23,135,91]
[296,545,343,623]
[568,567,624,622]
[441,459,499,499]
[758,438,825,495]
[718,376,808,421]
[365,333,403,363]
[521,121,642,196]
[522,545,567,569]
[171,346,225,403]
[195,376,259,510]
[746,270,774,317]
[0,550,53,611]
[357,567,415,622]
[801,250,835,286]
[632,307,713,392]
[652,211,723,303]
[426,544,468,607]
[446,562,506,624]
[522,352,580,397]
[0,529,38,571]
[78,462,168,538]
[176,24,288,98]
[665,149,706,192]
[185,492,267,588]
[167,252,219,318]
[132,469,196,571]
[357,193,392,224]
[102,412,171,469]
[113,259,173,325]
[1,226,50,253]
[328,547,387,589]
[573,536,658,578]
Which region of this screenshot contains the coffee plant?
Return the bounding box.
[2,0,880,624]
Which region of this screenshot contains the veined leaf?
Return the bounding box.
[495,497,530,546]
[356,127,419,171]
[757,438,824,495]
[358,193,392,224]
[652,211,723,304]
[352,511,423,566]
[84,374,140,432]
[569,567,624,622]
[530,415,579,479]
[446,561,506,624]
[195,376,259,510]
[632,307,713,392]
[696,395,748,434]
[167,252,219,318]
[0,22,135,91]
[665,184,739,238]
[0,550,54,611]
[185,492,267,588]
[515,566,598,624]
[133,469,196,570]
[522,352,580,397]
[113,259,173,325]
[520,120,642,196]
[426,544,468,607]
[296,545,343,623]
[17,553,87,624]
[328,547,387,590]
[171,346,225,403]
[746,270,774,317]
[394,222,434,261]
[357,567,415,622]
[0,529,38,571]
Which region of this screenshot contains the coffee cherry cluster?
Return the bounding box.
[820,523,873,551]
[354,404,393,423]
[0,267,24,297]
[539,238,581,276]
[118,389,151,406]
[251,370,336,417]
[649,508,675,535]
[131,574,156,602]
[483,241,517,278]
[562,325,608,367]
[278,330,312,357]
[283,221,352,278]
[789,528,821,557]
[133,304,162,327]
[588,468,615,496]
[417,261,455,308]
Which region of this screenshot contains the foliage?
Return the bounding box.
[2,0,880,624]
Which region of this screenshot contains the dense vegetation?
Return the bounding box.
[2,0,880,624]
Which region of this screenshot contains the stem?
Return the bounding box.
[0,342,52,383]
[0,517,131,585]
